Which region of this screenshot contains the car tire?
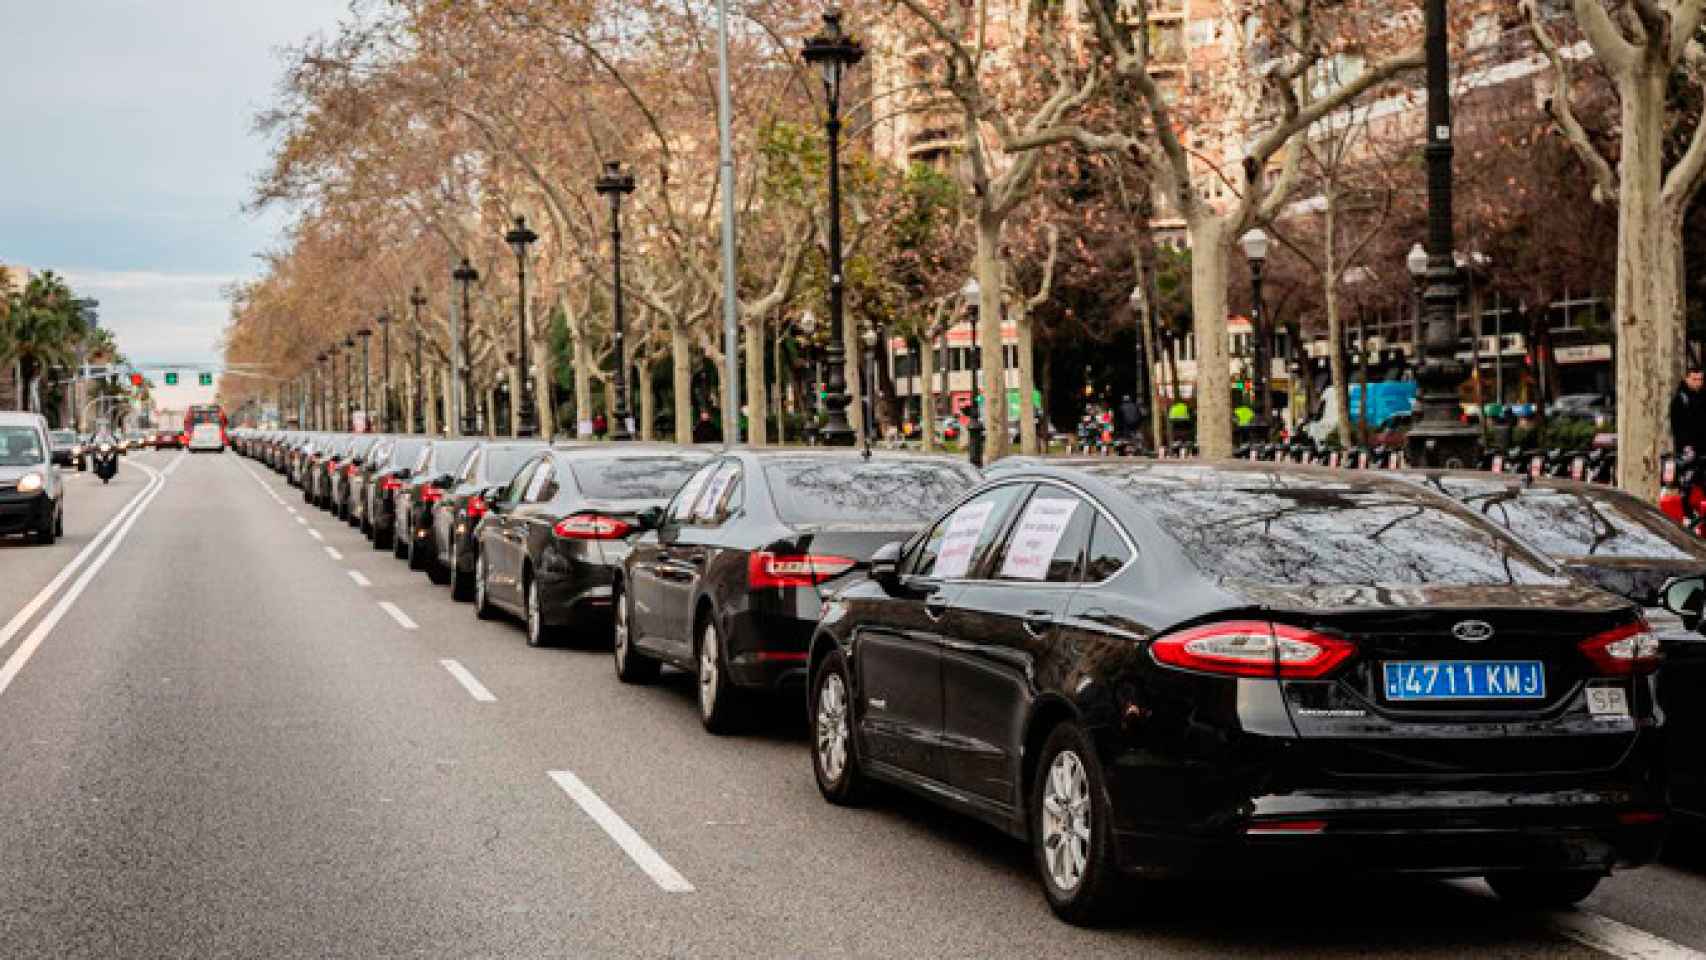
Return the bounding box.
[35,519,55,545]
[810,651,870,805]
[473,552,498,621]
[612,585,660,684]
[391,526,407,558]
[450,542,475,602]
[407,528,429,571]
[1031,723,1121,926]
[524,575,551,647]
[55,509,64,537]
[1486,870,1603,908]
[427,546,450,586]
[696,616,745,734]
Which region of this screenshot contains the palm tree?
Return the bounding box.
[0,272,89,413]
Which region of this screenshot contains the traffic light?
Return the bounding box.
[164,372,178,385]
[199,372,213,386]
[129,373,143,387]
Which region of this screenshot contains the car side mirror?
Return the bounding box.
[869,540,904,589]
[635,505,664,531]
[1660,574,1706,630]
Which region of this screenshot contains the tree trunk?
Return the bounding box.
[639,359,656,441]
[919,333,938,452]
[975,211,1010,461]
[508,367,521,436]
[1616,68,1686,500]
[564,296,595,438]
[1015,298,1039,455]
[534,323,556,440]
[672,323,693,443]
[1186,217,1234,457]
[745,313,768,446]
[1357,310,1371,447]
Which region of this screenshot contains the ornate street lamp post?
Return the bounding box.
[452,259,480,437]
[861,323,879,455]
[377,311,392,433]
[596,161,637,441]
[409,286,427,433]
[803,9,863,447]
[357,327,372,431]
[343,334,356,429]
[316,352,328,430]
[961,277,985,469]
[504,215,540,437]
[1240,228,1270,440]
[1407,0,1477,468]
[1405,241,1428,367]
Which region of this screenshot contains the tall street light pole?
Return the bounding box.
[358,327,372,432]
[1240,228,1270,440]
[962,277,984,469]
[410,286,427,433]
[1406,241,1428,368]
[803,9,863,447]
[377,311,392,433]
[714,0,741,448]
[505,215,539,437]
[1407,0,1477,468]
[344,335,356,430]
[316,353,328,430]
[596,161,637,442]
[452,259,479,437]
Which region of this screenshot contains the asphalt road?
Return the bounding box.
[2,448,1705,958]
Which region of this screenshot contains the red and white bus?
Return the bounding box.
[184,404,228,446]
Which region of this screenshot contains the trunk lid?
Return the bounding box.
[785,522,917,599]
[1236,582,1647,780]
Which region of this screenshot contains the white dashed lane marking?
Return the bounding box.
[378,602,417,630]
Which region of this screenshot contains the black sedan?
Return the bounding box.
[1396,470,1706,822]
[397,439,478,570]
[474,444,710,646]
[618,450,982,732]
[806,461,1664,923]
[366,437,428,550]
[430,439,546,597]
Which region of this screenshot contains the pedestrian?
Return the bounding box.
[1116,394,1141,438]
[592,411,608,438]
[1673,367,1706,456]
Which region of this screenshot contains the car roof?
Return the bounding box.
[0,411,47,429]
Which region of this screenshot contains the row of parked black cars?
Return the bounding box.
[233,428,1706,924]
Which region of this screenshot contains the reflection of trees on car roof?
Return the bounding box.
[764,459,979,524]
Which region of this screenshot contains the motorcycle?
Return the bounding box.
[92,440,118,484]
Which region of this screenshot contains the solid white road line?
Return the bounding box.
[378,602,417,630]
[0,461,168,698]
[295,516,307,526]
[1549,909,1706,960]
[438,659,496,702]
[348,570,371,588]
[0,464,163,656]
[1446,880,1705,960]
[307,528,324,541]
[287,506,297,514]
[548,770,694,893]
[324,546,343,561]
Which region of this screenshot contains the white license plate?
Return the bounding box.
[1586,686,1630,719]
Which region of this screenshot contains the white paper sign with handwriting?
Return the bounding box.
[998,497,1080,581]
[934,500,997,579]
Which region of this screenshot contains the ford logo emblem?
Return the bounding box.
[1453,620,1494,642]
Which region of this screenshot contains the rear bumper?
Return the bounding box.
[0,492,52,535]
[723,607,815,694]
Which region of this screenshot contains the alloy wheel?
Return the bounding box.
[1041,750,1092,893]
[698,623,719,720]
[816,672,850,783]
[526,579,542,646]
[475,555,487,609]
[614,594,630,667]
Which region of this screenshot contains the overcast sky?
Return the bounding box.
[0,0,352,367]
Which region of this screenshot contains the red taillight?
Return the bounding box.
[747,551,857,589]
[380,476,403,493]
[326,461,338,474]
[1579,622,1661,675]
[344,463,357,476]
[419,485,443,504]
[1245,819,1328,836]
[552,513,633,540]
[1150,621,1355,679]
[1618,810,1665,826]
[466,496,489,520]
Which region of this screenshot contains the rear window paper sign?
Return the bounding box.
[999,497,1080,580]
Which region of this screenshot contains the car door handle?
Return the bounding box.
[923,596,950,622]
[1023,609,1055,638]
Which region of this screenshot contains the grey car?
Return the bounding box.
[0,412,66,544]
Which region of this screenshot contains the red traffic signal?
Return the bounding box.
[129,373,144,387]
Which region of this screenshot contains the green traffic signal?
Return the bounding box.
[165,372,178,385]
[199,372,213,386]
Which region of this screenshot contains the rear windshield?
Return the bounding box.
[485,447,541,483]
[1433,480,1704,562]
[50,431,74,443]
[1103,468,1567,587]
[763,458,981,525]
[387,439,426,466]
[569,456,706,500]
[0,427,46,466]
[427,441,476,471]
